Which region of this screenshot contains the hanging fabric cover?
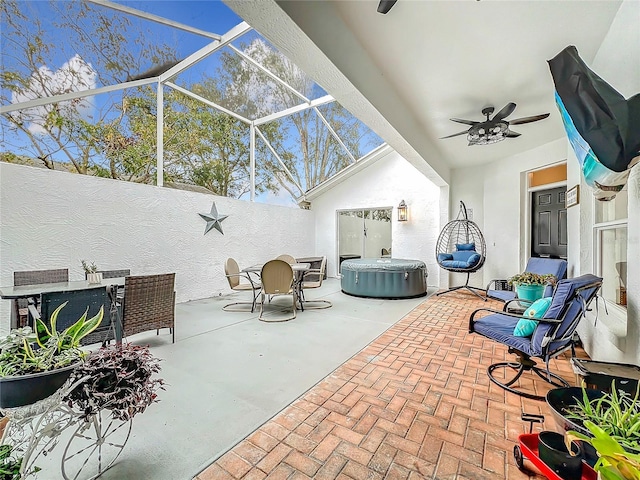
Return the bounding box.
[548,45,640,201]
[435,201,487,300]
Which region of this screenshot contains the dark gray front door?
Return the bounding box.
[531,186,567,258]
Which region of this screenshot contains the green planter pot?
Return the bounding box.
[515,284,545,302]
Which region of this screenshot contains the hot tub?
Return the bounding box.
[340,258,427,299]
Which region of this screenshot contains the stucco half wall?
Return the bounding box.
[0,163,315,335]
[307,149,444,285]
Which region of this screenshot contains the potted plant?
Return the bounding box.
[81,260,102,284]
[0,303,103,408]
[562,384,640,479]
[508,272,557,302]
[65,343,165,421]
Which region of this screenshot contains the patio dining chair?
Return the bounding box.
[223,258,261,312]
[300,256,331,309]
[121,273,175,343]
[469,274,602,400]
[259,260,296,322]
[275,254,297,265]
[13,268,69,328]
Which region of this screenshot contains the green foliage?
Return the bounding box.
[80,260,98,274]
[0,303,103,377]
[0,444,23,480]
[566,421,640,479]
[566,384,640,453]
[508,272,557,286]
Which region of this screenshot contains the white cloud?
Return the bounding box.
[11,54,97,134]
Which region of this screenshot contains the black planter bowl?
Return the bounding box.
[0,363,79,409]
[546,387,605,468]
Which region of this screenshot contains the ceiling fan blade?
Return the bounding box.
[509,113,550,125]
[492,102,517,122]
[440,130,469,139]
[377,0,398,14]
[450,118,478,126]
[505,130,521,138]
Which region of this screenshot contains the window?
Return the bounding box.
[594,187,628,308]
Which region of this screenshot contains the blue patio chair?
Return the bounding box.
[469,274,602,400]
[485,257,568,303]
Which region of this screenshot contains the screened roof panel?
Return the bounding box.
[1,1,211,96]
[113,1,242,35]
[230,31,329,102]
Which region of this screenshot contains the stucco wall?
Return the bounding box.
[450,138,568,288]
[309,150,442,285]
[0,163,315,334]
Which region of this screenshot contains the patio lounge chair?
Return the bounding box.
[122,273,175,343]
[469,274,602,400]
[223,258,261,312]
[486,257,567,303]
[259,260,296,322]
[13,268,69,328]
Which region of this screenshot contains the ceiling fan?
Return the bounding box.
[377,0,398,14]
[441,103,550,146]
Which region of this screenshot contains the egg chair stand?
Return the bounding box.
[436,201,487,301]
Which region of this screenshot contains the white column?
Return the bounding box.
[250,123,256,201]
[156,82,164,187]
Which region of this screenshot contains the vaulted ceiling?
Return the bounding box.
[226,0,623,186]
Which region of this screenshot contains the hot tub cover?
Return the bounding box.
[340,258,427,272]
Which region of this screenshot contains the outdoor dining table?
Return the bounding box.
[242,263,310,311]
[0,277,126,342]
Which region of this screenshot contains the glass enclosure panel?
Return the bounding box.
[595,187,628,223]
[316,103,384,160]
[598,227,627,307]
[1,1,209,95]
[231,32,328,101]
[338,211,364,271]
[1,86,157,181]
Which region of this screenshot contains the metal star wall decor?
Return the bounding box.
[199,202,228,235]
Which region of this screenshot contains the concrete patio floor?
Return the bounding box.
[195,288,586,480]
[33,278,432,480]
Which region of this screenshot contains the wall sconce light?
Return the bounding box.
[397,200,408,222]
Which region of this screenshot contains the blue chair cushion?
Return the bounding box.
[456,243,476,251]
[440,252,481,269]
[487,289,517,302]
[472,313,535,354]
[524,258,568,297]
[514,297,553,337]
[437,253,453,262]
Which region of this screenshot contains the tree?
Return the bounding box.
[218,39,381,199]
[0,0,178,177]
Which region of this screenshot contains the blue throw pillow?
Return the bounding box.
[514,297,553,337]
[456,243,476,251]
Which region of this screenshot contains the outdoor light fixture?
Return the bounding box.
[397,200,408,222]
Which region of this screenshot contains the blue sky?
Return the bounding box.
[1,1,382,206]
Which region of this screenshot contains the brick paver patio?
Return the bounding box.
[196,291,585,479]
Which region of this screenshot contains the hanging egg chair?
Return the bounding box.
[435,201,487,300]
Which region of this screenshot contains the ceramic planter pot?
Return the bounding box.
[86,272,103,284]
[0,363,78,408]
[516,284,545,302]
